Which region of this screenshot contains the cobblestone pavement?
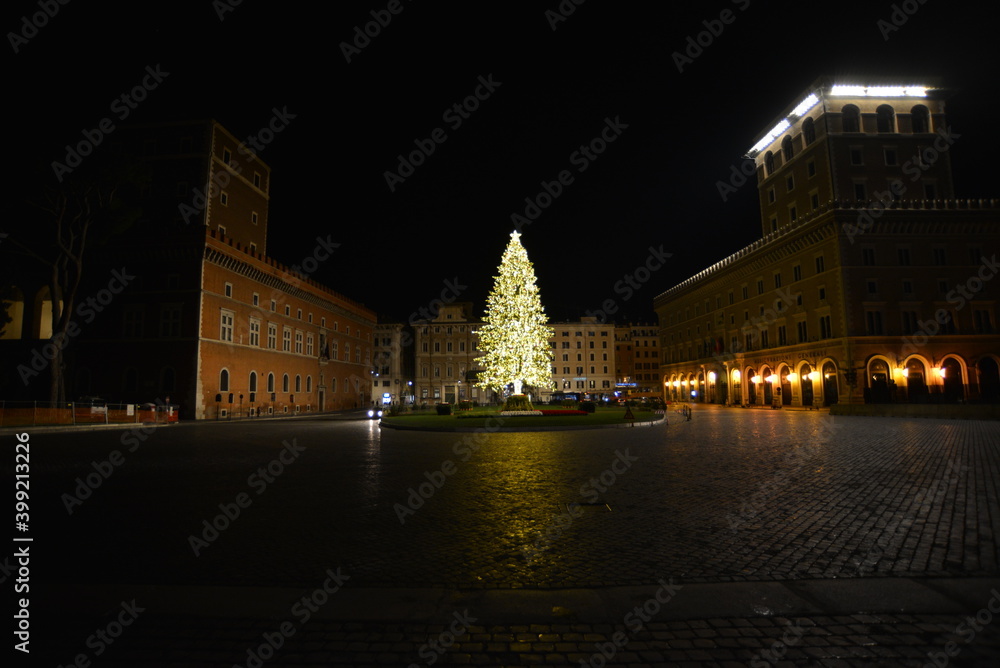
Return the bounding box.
[33,610,1000,667]
[17,408,1000,665]
[27,407,1000,589]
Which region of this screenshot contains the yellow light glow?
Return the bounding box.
[787,372,798,382]
[936,367,946,378]
[808,371,820,382]
[708,371,717,382]
[733,370,741,381]
[765,374,777,383]
[902,368,909,378]
[751,375,762,384]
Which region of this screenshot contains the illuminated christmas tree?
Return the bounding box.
[476,231,554,403]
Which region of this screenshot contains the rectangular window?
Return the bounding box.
[897,248,910,266]
[224,282,233,298]
[741,286,748,300]
[902,311,918,333]
[884,148,897,166]
[122,306,144,338]
[756,279,764,295]
[306,333,314,356]
[819,315,832,339]
[220,311,234,342]
[850,148,863,165]
[815,256,825,273]
[295,331,303,354]
[974,310,994,334]
[253,292,260,306]
[270,299,276,312]
[797,320,808,343]
[793,264,801,281]
[854,183,866,201]
[249,318,261,346]
[267,323,277,349]
[867,280,878,295]
[773,273,782,289]
[253,172,262,189]
[251,211,258,225]
[283,327,291,352]
[786,176,794,192]
[933,248,947,266]
[777,325,787,346]
[865,311,883,335]
[902,280,913,294]
[807,160,816,177]
[862,248,876,265]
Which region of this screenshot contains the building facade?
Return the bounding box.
[371,322,415,405]
[549,317,616,401]
[655,78,1000,407]
[2,119,377,418]
[413,303,487,404]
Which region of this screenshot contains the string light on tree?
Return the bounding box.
[475,231,554,401]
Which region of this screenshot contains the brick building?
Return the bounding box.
[2,120,376,418]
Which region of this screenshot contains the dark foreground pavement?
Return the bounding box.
[35,578,1000,666]
[15,408,1000,666]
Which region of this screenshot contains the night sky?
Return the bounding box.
[7,1,999,324]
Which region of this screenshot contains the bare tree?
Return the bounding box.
[9,157,146,403]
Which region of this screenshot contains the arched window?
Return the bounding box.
[306,375,312,393]
[282,373,290,392]
[802,117,816,145]
[764,151,775,175]
[782,135,793,161]
[220,368,230,392]
[911,104,930,133]
[267,372,275,393]
[841,104,860,132]
[331,377,337,393]
[876,105,895,133]
[295,374,302,393]
[249,371,257,392]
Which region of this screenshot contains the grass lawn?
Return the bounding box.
[379,406,664,430]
